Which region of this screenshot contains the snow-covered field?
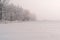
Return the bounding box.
[0,21,60,40]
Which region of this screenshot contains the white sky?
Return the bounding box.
[10,0,60,20]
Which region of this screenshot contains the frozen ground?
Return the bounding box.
[0,21,60,40]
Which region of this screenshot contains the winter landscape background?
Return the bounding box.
[0,0,60,40]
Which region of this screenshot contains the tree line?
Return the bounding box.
[0,0,36,21]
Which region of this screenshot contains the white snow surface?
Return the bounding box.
[0,21,60,40]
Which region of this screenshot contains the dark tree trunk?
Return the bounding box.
[0,0,2,20]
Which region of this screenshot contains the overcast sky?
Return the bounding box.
[10,0,60,20]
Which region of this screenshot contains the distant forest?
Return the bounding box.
[0,0,36,22]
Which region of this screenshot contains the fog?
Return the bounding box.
[10,0,60,20]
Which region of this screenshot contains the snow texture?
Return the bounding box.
[0,21,60,40]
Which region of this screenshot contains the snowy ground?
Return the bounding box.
[0,21,60,40]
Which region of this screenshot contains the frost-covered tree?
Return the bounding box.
[1,0,36,21]
[0,0,9,20]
